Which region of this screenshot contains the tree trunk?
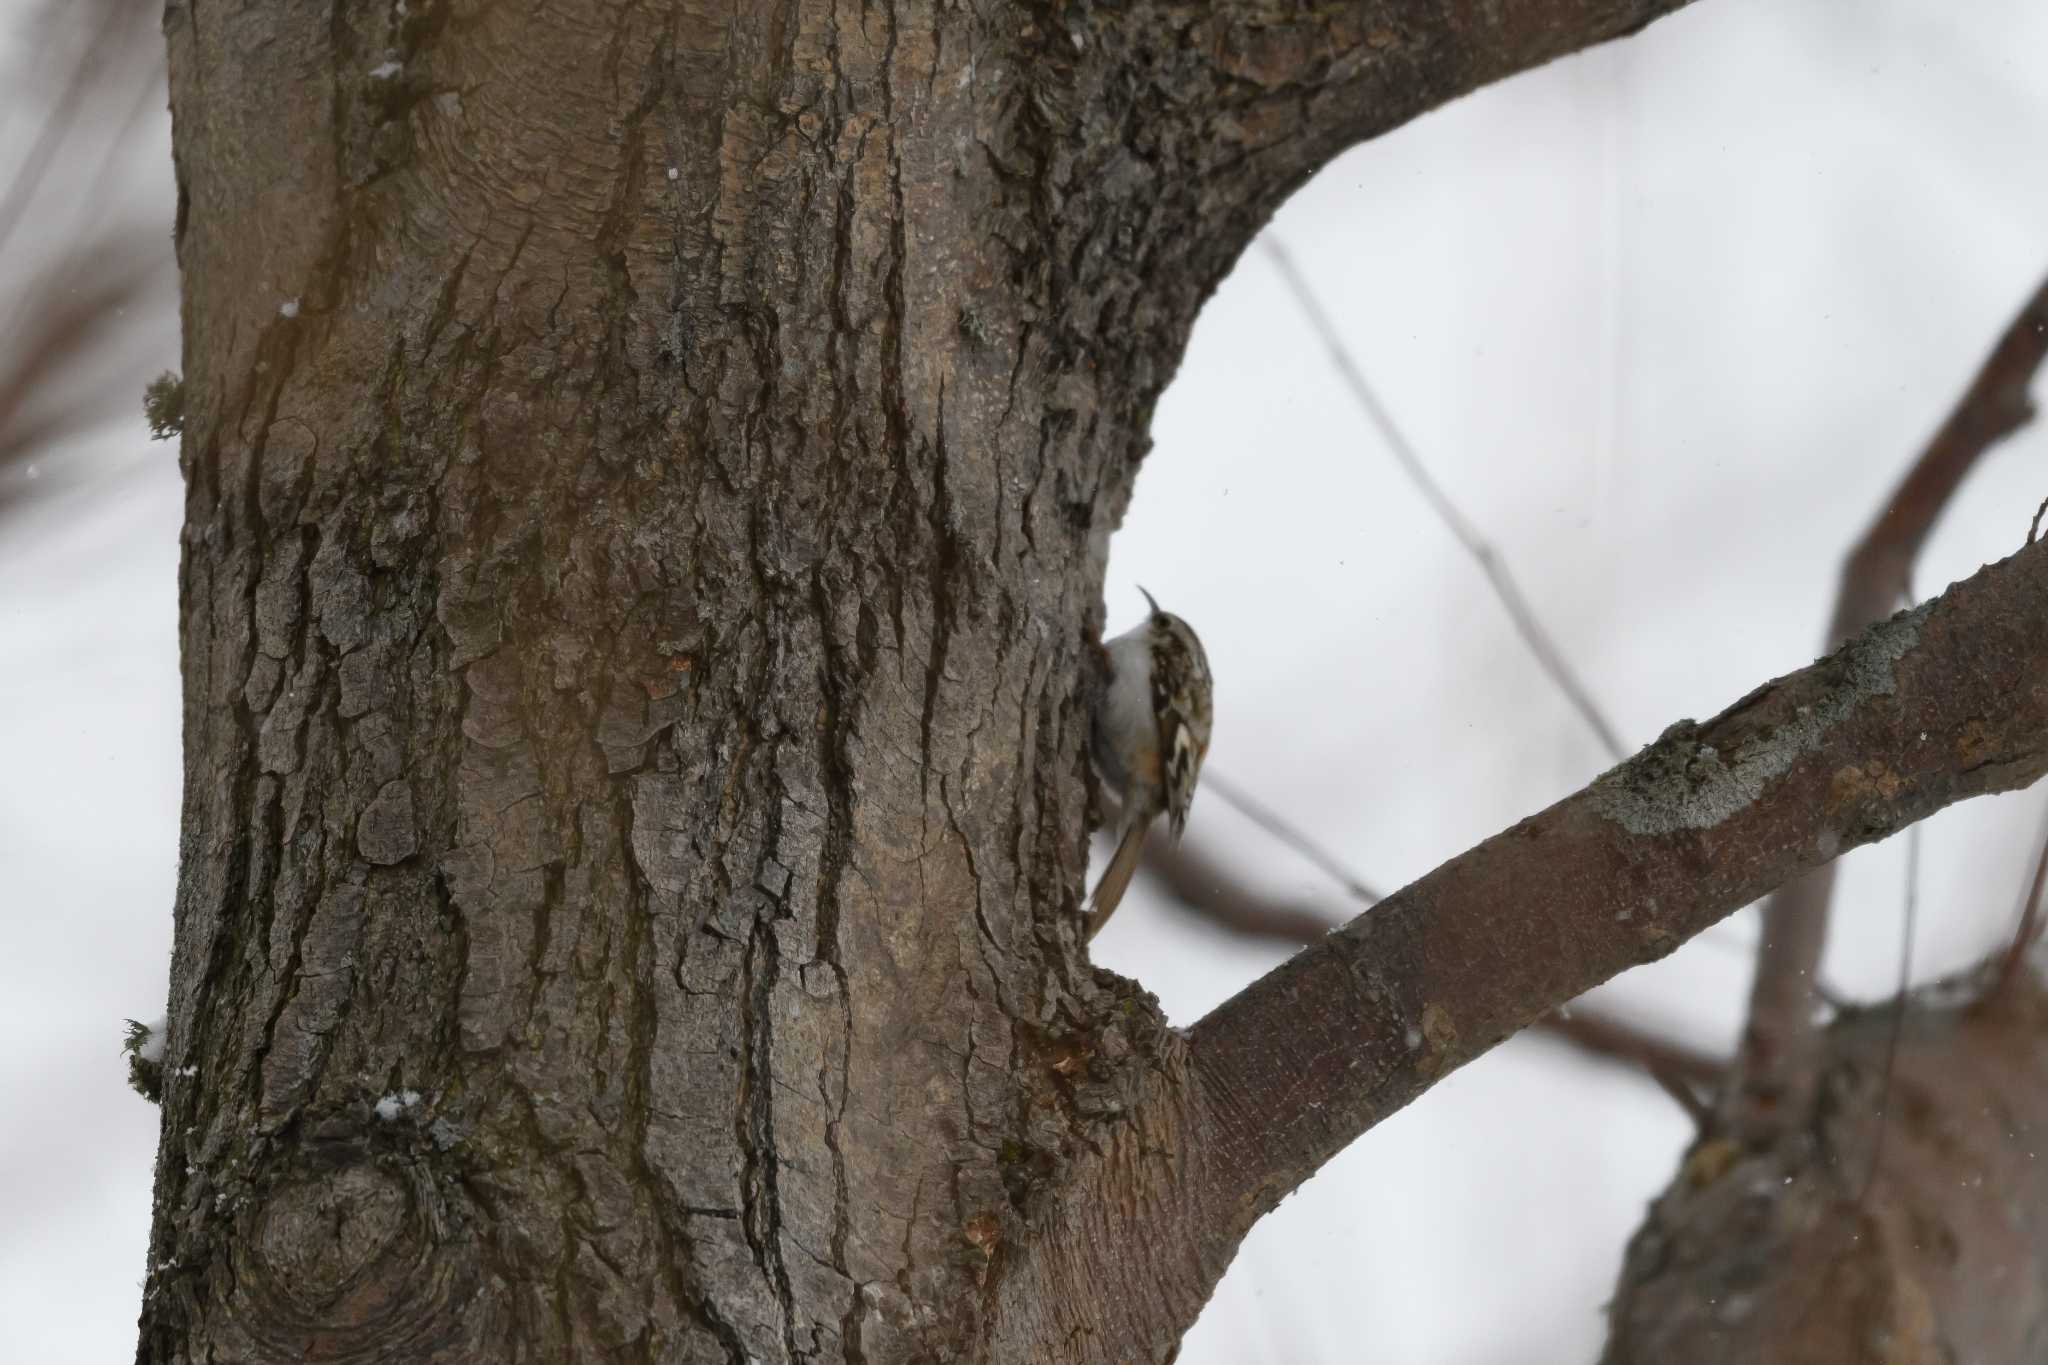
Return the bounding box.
[151,2,1142,1356]
[152,1,2048,1361]
[1604,966,2048,1364]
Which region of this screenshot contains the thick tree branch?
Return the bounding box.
[1732,272,2048,1136]
[1055,1,1705,427]
[1202,770,1385,907]
[1535,1008,1723,1096]
[1141,834,1724,1100]
[1114,1,1701,200]
[1184,535,2048,1232]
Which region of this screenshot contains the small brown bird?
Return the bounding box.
[1086,589,1213,939]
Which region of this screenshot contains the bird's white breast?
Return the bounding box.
[1094,625,1158,799]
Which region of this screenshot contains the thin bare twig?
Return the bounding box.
[2031,495,2047,545]
[1201,771,1382,906]
[1731,270,2048,1139]
[1149,782,1761,966]
[0,236,164,503]
[1137,234,1630,971]
[0,0,173,511]
[1141,834,1349,946]
[1129,293,1753,1042]
[1262,235,1628,763]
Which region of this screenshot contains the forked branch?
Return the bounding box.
[1184,535,2048,1232]
[1731,271,2048,1137]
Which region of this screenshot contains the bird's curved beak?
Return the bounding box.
[1137,585,1161,617]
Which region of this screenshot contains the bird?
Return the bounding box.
[1086,588,1213,939]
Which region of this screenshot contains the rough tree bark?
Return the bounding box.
[141,1,2048,1361]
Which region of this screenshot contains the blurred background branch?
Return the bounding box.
[0,0,173,521]
[1147,260,2048,1136]
[1990,809,2048,1003]
[1728,269,2048,1141]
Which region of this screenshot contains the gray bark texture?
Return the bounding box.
[136,1,2048,1361]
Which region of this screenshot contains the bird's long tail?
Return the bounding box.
[1085,820,1148,942]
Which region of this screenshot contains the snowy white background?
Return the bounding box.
[3,1,2046,1361]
